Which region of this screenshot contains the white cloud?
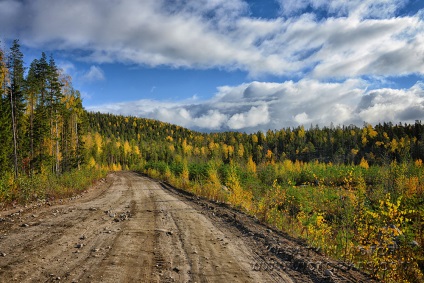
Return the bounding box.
[192,110,229,130]
[2,0,424,132]
[278,0,409,19]
[227,105,270,130]
[294,112,311,124]
[309,17,424,78]
[82,66,105,82]
[357,82,424,124]
[0,0,422,79]
[86,80,424,132]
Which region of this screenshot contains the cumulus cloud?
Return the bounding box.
[356,82,424,124]
[227,105,270,130]
[154,108,229,130]
[0,0,422,79]
[86,80,424,132]
[294,112,311,125]
[82,66,105,82]
[2,0,424,132]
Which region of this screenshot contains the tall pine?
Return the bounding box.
[0,43,12,173]
[25,59,39,174]
[33,52,50,173]
[7,40,26,178]
[46,55,63,173]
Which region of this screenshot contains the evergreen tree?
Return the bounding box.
[7,40,26,178]
[0,44,12,173]
[25,59,39,174]
[0,41,86,176]
[33,52,50,172]
[46,55,63,173]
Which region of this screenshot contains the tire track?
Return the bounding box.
[0,171,312,282]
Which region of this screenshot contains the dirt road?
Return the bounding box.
[0,171,375,282]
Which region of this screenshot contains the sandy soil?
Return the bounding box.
[0,171,376,283]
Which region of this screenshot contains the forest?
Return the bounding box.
[1,41,424,282]
[0,40,102,201]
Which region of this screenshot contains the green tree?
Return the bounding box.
[32,53,50,172]
[47,55,63,173]
[0,44,12,172]
[7,40,26,178]
[25,59,40,174]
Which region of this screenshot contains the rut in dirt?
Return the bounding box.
[0,171,375,283]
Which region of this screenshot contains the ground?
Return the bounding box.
[0,171,376,282]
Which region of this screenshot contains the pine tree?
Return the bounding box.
[25,59,39,174]
[0,44,12,173]
[7,40,26,178]
[33,52,50,172]
[46,55,63,173]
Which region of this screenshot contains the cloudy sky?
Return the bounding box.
[1,0,424,132]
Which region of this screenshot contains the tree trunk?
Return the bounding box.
[10,90,18,178]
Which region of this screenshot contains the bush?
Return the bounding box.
[0,167,106,205]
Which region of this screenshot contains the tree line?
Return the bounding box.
[86,111,424,170]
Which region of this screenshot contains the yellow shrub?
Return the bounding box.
[359,157,369,169]
[405,176,422,197]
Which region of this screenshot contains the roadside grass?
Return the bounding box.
[142,159,424,283]
[0,167,107,205]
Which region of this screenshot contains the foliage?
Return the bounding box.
[0,41,100,207]
[82,111,424,282]
[0,167,106,205]
[2,40,424,282]
[0,42,86,176]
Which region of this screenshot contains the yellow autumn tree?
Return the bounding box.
[123,140,131,155]
[237,143,244,158]
[181,159,189,189]
[94,132,103,154]
[367,124,378,138]
[133,145,140,156]
[226,162,253,211]
[265,149,274,164]
[182,139,191,156]
[88,156,96,168]
[246,156,257,175]
[359,157,369,169]
[390,138,398,153]
[204,162,223,201]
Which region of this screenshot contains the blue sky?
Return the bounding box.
[1,0,424,133]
